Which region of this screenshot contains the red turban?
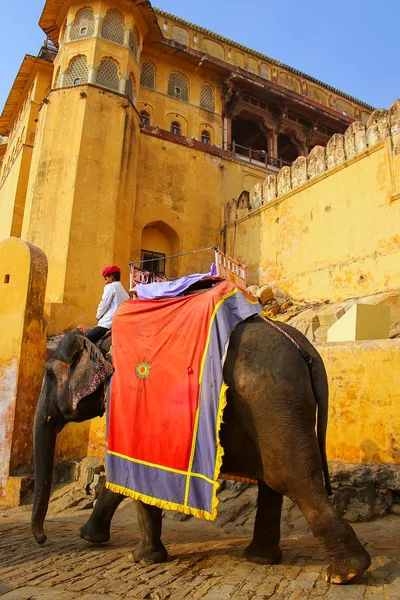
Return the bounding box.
[102,265,121,277]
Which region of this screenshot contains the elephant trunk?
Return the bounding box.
[31,381,63,545]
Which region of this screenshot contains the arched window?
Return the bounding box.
[167,72,189,102]
[64,56,88,87]
[101,9,124,45]
[125,75,135,104]
[201,130,211,144]
[140,62,155,90]
[129,28,138,58]
[170,121,181,135]
[96,59,119,92]
[140,110,150,126]
[200,83,214,112]
[70,8,95,40]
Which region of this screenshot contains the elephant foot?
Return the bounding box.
[128,542,168,565]
[243,541,282,565]
[325,549,371,584]
[78,521,110,544]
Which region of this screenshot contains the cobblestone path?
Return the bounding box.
[0,503,399,599]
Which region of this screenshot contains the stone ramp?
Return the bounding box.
[0,508,399,598]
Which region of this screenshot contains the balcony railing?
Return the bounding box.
[140,124,293,171]
[232,142,293,169]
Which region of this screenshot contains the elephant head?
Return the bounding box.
[32,330,113,545]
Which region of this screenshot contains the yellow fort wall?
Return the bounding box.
[225,102,400,302]
[0,64,52,240]
[319,340,400,464]
[0,238,47,506]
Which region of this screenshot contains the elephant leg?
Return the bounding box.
[79,485,125,543]
[291,476,371,584]
[129,502,168,564]
[244,480,283,565]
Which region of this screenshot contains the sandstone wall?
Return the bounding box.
[225,100,400,302]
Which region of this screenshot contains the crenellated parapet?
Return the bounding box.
[247,99,400,211]
[389,99,400,155]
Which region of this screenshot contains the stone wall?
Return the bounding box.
[224,99,400,302]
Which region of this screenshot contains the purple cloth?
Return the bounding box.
[136,264,217,300]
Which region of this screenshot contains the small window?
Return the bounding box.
[163,22,167,31]
[342,111,347,116]
[200,83,214,111]
[141,250,166,277]
[140,62,156,90]
[170,121,181,135]
[101,9,125,45]
[167,72,189,102]
[70,8,95,41]
[64,56,88,87]
[140,110,150,126]
[96,59,120,92]
[201,130,211,144]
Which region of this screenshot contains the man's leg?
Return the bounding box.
[85,326,109,344]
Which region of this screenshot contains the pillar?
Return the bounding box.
[0,237,47,507]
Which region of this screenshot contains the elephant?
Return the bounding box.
[31,319,371,584]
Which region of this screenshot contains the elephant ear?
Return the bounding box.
[69,336,114,412]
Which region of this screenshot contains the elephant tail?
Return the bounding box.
[309,353,332,496]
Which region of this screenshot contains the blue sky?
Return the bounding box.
[1,0,399,113]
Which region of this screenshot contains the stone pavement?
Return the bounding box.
[0,501,399,599]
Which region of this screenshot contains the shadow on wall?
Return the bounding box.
[223,191,262,285]
[361,440,383,464]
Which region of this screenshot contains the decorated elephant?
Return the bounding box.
[31,320,370,584]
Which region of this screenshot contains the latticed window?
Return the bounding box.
[129,29,138,58]
[140,110,150,126]
[140,62,155,90]
[101,9,124,45]
[64,56,88,87]
[170,121,181,135]
[201,130,211,144]
[125,75,135,104]
[167,72,189,102]
[70,8,95,41]
[200,83,214,111]
[96,59,119,92]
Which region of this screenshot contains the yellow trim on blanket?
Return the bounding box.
[184,289,238,507]
[107,449,215,485]
[198,288,238,383]
[211,382,228,517]
[105,481,217,520]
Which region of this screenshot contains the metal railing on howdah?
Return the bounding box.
[232,142,293,168]
[129,247,247,292]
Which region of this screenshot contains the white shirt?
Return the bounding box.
[96,281,130,328]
